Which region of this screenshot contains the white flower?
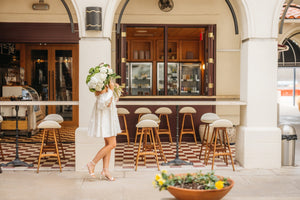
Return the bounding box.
[107,68,113,75]
[99,73,107,82]
[95,84,102,91]
[100,67,108,74]
[93,73,102,81]
[88,77,97,89]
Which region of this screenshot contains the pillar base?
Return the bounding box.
[236,126,281,168]
[75,127,115,172]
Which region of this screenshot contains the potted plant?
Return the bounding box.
[153,170,234,200]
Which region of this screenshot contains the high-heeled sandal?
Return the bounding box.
[87,160,96,178]
[101,169,115,181]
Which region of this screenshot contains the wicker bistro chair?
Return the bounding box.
[0,115,4,160]
[199,113,220,160]
[179,106,197,145]
[155,107,173,144]
[204,119,235,171]
[117,108,130,145]
[135,119,166,171]
[134,107,152,145]
[37,120,62,173]
[43,114,65,159]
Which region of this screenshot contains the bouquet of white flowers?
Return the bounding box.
[86,63,123,98]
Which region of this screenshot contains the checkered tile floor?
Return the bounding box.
[115,142,238,170]
[1,126,76,143]
[0,143,75,171]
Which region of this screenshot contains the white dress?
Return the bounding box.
[88,88,121,138]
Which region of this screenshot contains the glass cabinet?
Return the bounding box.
[180,63,201,95]
[157,62,179,95]
[129,62,152,95]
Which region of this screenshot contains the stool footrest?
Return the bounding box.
[40,154,59,158]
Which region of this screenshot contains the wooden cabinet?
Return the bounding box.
[180,40,201,62]
[156,40,179,62]
[129,40,153,61]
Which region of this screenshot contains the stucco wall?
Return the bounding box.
[0,0,78,23]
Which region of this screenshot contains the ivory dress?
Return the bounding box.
[88,88,121,138]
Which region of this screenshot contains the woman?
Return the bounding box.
[87,82,121,181]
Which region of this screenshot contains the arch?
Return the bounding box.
[278,25,300,44]
[273,0,287,37]
[71,0,84,37]
[103,0,123,38]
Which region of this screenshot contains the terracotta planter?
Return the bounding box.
[167,175,234,200]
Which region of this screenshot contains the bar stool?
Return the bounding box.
[155,107,173,144]
[117,108,130,145]
[179,106,197,145]
[205,119,235,171]
[0,115,4,160]
[37,120,62,173]
[134,107,151,145]
[139,114,161,145]
[43,114,65,159]
[135,119,166,171]
[199,113,220,160]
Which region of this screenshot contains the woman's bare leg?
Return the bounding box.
[102,137,116,180]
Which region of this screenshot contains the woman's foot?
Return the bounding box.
[87,160,96,178]
[101,168,115,181]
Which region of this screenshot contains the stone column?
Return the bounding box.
[236,38,281,168]
[75,37,115,171]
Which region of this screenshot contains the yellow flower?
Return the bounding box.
[215,181,224,190]
[155,174,162,181]
[152,181,157,187]
[161,170,168,174]
[158,179,165,186]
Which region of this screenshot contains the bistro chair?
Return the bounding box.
[134,107,152,145]
[204,119,235,171]
[138,114,161,144]
[37,120,62,173]
[117,108,130,145]
[179,106,197,145]
[199,113,220,160]
[135,119,166,171]
[43,114,65,159]
[0,115,4,160]
[155,107,173,144]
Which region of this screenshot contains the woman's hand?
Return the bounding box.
[95,87,108,96]
[109,82,115,90]
[107,97,113,107]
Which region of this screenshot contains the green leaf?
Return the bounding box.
[89,88,95,92]
[86,75,92,84]
[89,68,94,74]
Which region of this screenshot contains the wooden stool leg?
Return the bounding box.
[166,114,173,144]
[199,124,208,160]
[154,128,166,162]
[37,129,46,173]
[225,129,235,171]
[123,115,130,145]
[57,129,65,159]
[135,129,144,171]
[150,128,160,171]
[53,129,62,172]
[211,128,219,170]
[179,114,186,146]
[205,128,216,165]
[190,114,197,145]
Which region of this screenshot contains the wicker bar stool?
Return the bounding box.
[155,107,173,144]
[199,113,220,160]
[117,108,130,145]
[0,115,4,160]
[37,120,62,173]
[43,114,65,159]
[205,119,235,171]
[179,106,197,145]
[135,119,166,171]
[134,107,151,145]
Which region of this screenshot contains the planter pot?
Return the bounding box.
[167,175,234,200]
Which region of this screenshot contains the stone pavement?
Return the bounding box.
[1,166,300,200]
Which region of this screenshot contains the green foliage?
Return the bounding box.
[153,170,230,191]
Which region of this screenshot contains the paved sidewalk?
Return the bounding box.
[1,166,300,200]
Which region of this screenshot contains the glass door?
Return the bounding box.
[26,44,78,125]
[157,62,179,95]
[180,63,201,95]
[130,62,152,95]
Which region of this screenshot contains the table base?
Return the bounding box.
[161,158,193,166]
[1,158,33,167]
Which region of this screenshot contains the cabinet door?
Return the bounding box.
[130,62,152,96]
[180,63,201,95]
[167,63,179,95]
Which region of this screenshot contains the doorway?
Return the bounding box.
[25,44,79,125]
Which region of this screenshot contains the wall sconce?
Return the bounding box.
[86,7,102,31]
[202,64,205,70]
